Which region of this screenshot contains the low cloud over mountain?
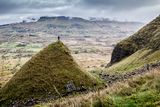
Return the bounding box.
[0,0,160,24]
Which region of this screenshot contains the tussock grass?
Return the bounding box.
[35,67,160,107]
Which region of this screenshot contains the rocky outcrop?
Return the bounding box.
[110,42,137,64]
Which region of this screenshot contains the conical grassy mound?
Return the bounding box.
[0,41,98,106]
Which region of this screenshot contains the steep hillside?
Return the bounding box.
[110,15,160,65]
[108,15,160,73]
[0,41,99,106]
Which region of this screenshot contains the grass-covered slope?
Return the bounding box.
[0,41,99,106]
[91,68,160,107]
[108,15,160,73]
[37,67,160,107]
[107,49,160,73]
[110,15,160,65]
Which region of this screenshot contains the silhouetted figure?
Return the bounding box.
[58,36,60,41]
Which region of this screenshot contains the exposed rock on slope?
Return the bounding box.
[110,15,160,64]
[0,41,98,106]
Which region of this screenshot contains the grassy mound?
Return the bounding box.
[0,41,99,106]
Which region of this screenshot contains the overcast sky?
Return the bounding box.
[0,0,160,25]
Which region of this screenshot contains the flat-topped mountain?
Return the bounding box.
[38,16,88,22]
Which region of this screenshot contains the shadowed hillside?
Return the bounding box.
[110,15,160,65]
[107,15,160,73]
[0,41,99,106]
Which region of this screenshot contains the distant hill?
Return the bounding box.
[0,16,143,44]
[0,41,99,106]
[108,15,160,73]
[38,16,88,22]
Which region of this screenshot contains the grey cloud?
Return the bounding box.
[0,0,21,13]
[0,0,159,24]
[0,0,76,14]
[80,0,160,10]
[0,0,159,14]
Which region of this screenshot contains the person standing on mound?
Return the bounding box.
[58,36,60,41]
